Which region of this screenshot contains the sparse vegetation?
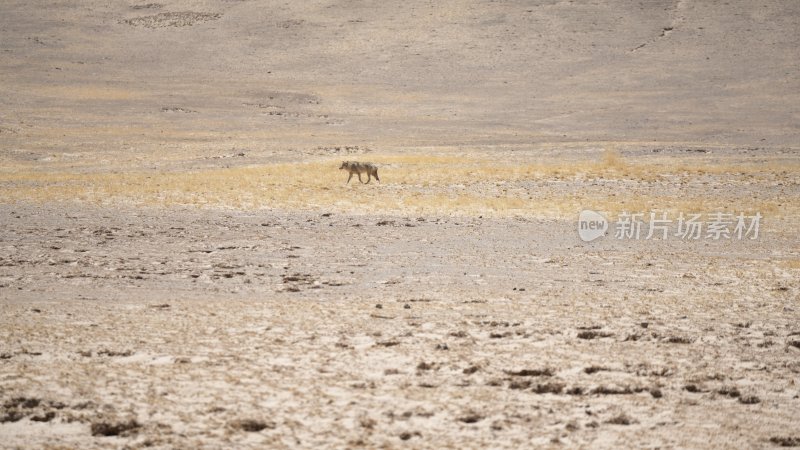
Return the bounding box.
[1,152,796,220]
[2,0,798,447]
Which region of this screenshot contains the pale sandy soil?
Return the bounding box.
[1,201,798,449]
[1,0,800,448]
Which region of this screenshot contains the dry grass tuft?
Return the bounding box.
[779,259,800,269]
[601,145,626,171]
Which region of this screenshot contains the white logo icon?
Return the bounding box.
[578,210,608,242]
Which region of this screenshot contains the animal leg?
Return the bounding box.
[358,173,365,183]
[346,172,353,184]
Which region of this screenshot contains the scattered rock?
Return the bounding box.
[489,332,511,338]
[717,387,741,398]
[417,361,435,371]
[49,401,67,409]
[578,330,614,340]
[770,436,800,447]
[5,397,40,409]
[398,431,421,440]
[358,417,376,429]
[532,382,565,394]
[229,419,275,432]
[605,413,637,425]
[584,366,609,374]
[91,419,141,437]
[0,411,24,423]
[458,414,483,424]
[504,368,553,377]
[97,349,133,357]
[649,388,663,398]
[508,380,532,390]
[30,411,56,422]
[684,384,703,393]
[462,365,480,375]
[591,385,646,395]
[739,395,760,405]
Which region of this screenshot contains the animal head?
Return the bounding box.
[339,161,349,170]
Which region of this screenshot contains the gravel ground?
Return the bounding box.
[1,203,798,448]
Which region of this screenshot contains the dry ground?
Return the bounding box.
[1,0,800,448]
[0,200,799,449]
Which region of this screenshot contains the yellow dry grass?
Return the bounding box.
[1,149,798,219]
[780,259,800,269]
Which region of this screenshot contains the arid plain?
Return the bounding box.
[1,1,799,448]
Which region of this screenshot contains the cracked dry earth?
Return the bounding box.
[1,204,799,449]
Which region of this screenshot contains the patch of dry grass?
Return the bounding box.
[779,259,800,269]
[1,151,797,219]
